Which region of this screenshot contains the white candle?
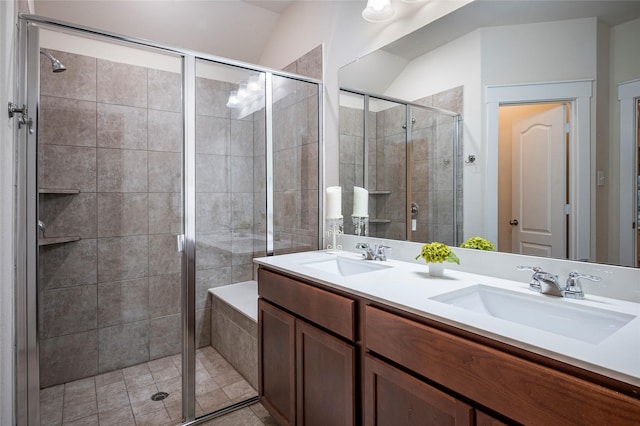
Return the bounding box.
[326,186,342,219]
[352,186,369,217]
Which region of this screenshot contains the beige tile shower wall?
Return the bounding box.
[38,50,187,387]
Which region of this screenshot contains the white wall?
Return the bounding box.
[0,1,16,424]
[482,18,597,85]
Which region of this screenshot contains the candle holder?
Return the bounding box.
[352,215,369,237]
[326,217,343,253]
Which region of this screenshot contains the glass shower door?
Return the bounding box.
[35,27,186,425]
[193,58,264,419]
[408,106,460,245]
[271,74,321,254]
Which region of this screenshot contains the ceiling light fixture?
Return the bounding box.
[362,0,394,22]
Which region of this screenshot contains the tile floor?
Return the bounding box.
[40,346,275,426]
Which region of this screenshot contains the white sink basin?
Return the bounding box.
[302,256,392,277]
[431,285,636,344]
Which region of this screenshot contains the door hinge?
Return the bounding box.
[563,204,572,215]
[564,122,571,133]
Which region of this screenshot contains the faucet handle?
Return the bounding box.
[356,242,374,260]
[564,271,602,299]
[517,265,543,292]
[516,265,542,273]
[374,244,391,261]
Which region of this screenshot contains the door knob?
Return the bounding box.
[410,202,419,217]
[509,219,519,226]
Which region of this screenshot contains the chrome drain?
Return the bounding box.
[151,391,169,401]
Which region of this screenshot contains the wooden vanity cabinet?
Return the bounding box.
[258,266,640,426]
[365,305,640,426]
[258,268,356,426]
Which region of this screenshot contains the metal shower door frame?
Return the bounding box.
[15,17,40,426]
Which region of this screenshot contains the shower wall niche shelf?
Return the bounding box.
[39,188,80,194]
[39,236,81,246]
[38,189,82,246]
[370,219,391,224]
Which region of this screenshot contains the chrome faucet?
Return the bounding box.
[38,220,46,237]
[356,242,391,261]
[517,266,601,298]
[520,266,563,296]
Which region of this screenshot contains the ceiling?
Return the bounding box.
[33,0,297,64]
[384,0,640,60]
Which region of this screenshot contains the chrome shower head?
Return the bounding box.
[40,49,66,73]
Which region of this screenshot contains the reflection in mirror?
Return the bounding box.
[339,0,640,267]
[339,88,463,246]
[498,103,570,259]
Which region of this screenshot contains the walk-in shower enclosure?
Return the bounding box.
[14,15,322,425]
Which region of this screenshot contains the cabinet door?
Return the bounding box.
[476,410,510,426]
[259,299,296,426]
[296,319,356,426]
[364,354,473,426]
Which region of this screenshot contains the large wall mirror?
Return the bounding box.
[339,0,640,268]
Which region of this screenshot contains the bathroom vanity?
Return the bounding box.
[255,250,640,425]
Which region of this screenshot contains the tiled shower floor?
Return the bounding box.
[40,346,275,426]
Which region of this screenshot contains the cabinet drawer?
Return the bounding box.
[365,305,640,425]
[258,268,355,341]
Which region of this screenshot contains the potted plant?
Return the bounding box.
[460,236,495,251]
[415,242,460,277]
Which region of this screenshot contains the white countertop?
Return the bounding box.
[255,250,640,387]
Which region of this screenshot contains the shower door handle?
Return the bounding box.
[176,234,185,253]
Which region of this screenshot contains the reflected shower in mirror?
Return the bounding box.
[339,88,463,246]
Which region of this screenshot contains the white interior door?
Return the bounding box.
[511,104,567,258]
